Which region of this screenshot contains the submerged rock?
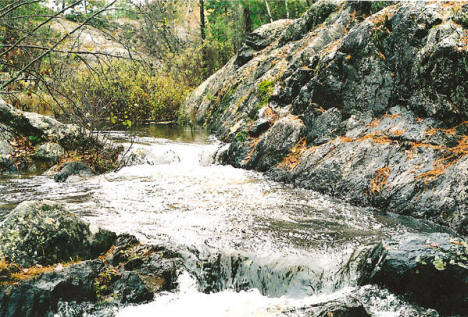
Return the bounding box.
[359,233,468,315]
[315,301,370,317]
[54,161,94,182]
[182,1,468,234]
[0,200,116,267]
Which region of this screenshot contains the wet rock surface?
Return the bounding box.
[54,161,95,182]
[182,1,468,234]
[0,200,115,267]
[0,226,181,316]
[359,233,468,315]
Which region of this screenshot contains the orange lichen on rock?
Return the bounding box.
[390,129,405,136]
[279,138,307,170]
[2,258,82,285]
[439,1,465,9]
[264,106,279,123]
[416,135,468,183]
[358,132,392,144]
[243,137,261,163]
[369,167,391,194]
[339,136,354,143]
[369,7,395,27]
[369,118,381,127]
[322,38,343,55]
[377,50,386,60]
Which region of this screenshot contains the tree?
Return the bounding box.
[200,0,205,41]
[264,0,273,23]
[243,4,252,34]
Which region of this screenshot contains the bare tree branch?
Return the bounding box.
[1,0,118,90]
[0,0,42,18]
[1,44,135,60]
[0,0,82,60]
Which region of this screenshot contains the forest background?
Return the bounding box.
[0,0,315,130]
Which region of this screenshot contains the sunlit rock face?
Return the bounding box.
[0,200,116,267]
[183,1,468,235]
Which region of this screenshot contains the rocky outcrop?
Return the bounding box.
[0,237,181,317]
[0,98,120,174]
[182,1,468,234]
[0,200,116,267]
[0,205,182,316]
[359,233,468,315]
[0,98,83,150]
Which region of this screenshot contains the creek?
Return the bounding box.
[0,125,449,316]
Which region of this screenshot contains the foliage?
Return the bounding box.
[250,79,274,119]
[236,130,247,142]
[0,0,312,127]
[94,267,120,299]
[370,1,392,15]
[58,60,190,129]
[202,0,311,77]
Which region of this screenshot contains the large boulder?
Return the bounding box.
[0,200,116,267]
[359,233,468,315]
[0,98,121,175]
[0,99,83,150]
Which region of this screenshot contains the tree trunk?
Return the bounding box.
[285,0,289,19]
[200,0,206,41]
[243,5,252,34]
[199,0,208,79]
[264,0,273,23]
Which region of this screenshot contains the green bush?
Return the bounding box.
[60,60,191,129]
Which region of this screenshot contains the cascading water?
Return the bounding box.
[0,125,446,317]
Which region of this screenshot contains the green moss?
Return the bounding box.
[257,79,275,96]
[236,131,247,142]
[250,79,275,120]
[433,256,446,271]
[206,92,216,102]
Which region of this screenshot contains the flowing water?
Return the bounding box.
[0,125,448,316]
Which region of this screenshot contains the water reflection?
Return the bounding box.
[133,124,211,144]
